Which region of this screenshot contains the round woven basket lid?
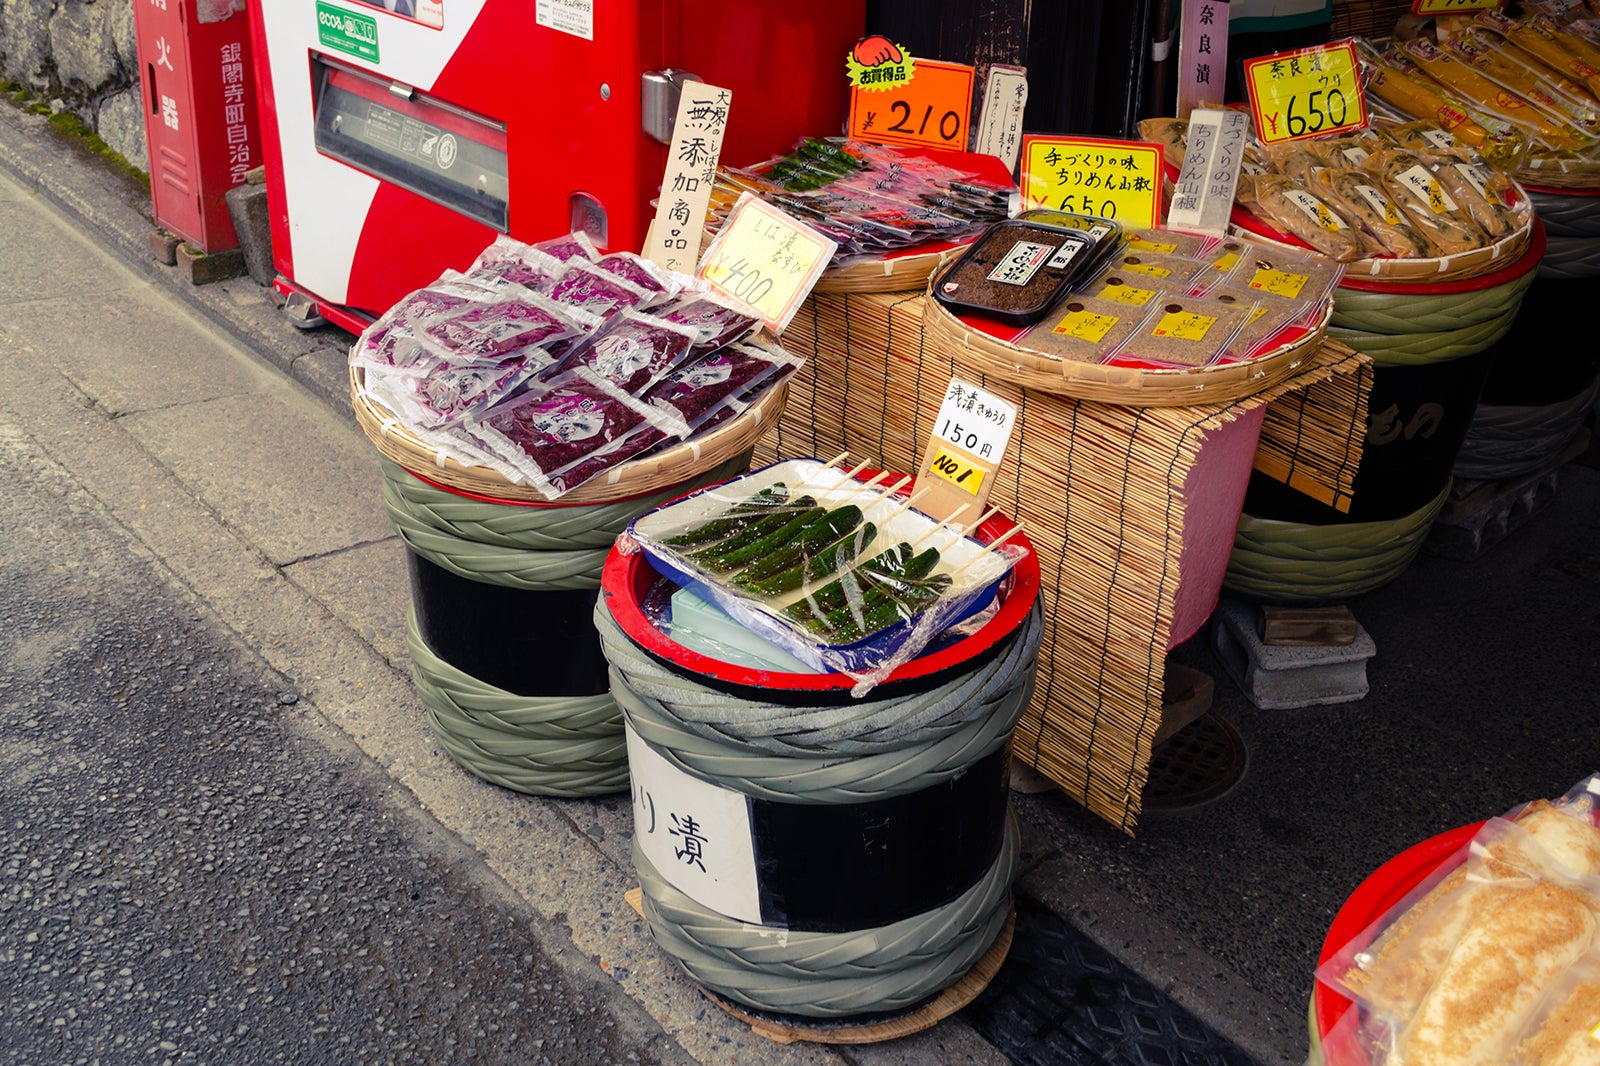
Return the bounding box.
[919,277,1333,408]
[349,365,790,506]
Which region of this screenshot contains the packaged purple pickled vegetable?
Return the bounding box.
[562,310,699,397]
[422,291,588,361]
[533,230,600,263]
[644,339,797,430]
[595,252,678,300]
[352,272,497,370]
[657,292,759,354]
[403,356,533,429]
[548,261,654,316]
[468,379,660,490]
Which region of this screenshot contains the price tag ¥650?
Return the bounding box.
[1244,40,1368,145]
[697,193,837,334]
[1020,135,1164,229]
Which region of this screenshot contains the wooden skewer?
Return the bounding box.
[946,522,1028,581]
[829,468,895,506]
[909,504,971,550]
[876,486,930,529]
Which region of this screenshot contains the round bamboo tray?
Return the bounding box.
[919,283,1333,408]
[349,365,791,505]
[1229,194,1536,283]
[813,243,965,294]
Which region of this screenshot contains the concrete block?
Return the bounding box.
[149,229,181,266]
[1211,598,1375,710]
[176,242,246,286]
[224,182,274,286]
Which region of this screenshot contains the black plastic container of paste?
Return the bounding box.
[931,218,1104,327]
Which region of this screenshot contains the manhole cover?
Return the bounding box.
[1142,710,1247,810]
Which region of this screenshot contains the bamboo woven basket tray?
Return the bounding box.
[813,244,965,294]
[1229,197,1535,283]
[920,287,1332,408]
[349,365,790,505]
[1514,158,1600,190]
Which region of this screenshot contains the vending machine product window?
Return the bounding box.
[312,54,509,230]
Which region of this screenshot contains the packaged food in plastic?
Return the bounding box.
[656,292,760,353]
[1202,285,1309,359]
[1476,10,1600,100]
[1508,953,1600,1065]
[626,458,1026,679]
[1079,270,1168,308]
[1428,156,1520,237]
[421,290,593,362]
[931,219,1105,326]
[1401,36,1592,150]
[466,377,665,494]
[643,339,799,430]
[1308,166,1439,257]
[1448,31,1600,140]
[465,235,570,295]
[555,309,700,398]
[351,271,499,371]
[1120,228,1213,258]
[1248,175,1370,261]
[1219,245,1345,317]
[1099,249,1212,285]
[1364,148,1490,254]
[1107,294,1255,367]
[1316,778,1600,1066]
[595,251,683,302]
[532,230,600,263]
[1014,294,1153,364]
[367,354,535,430]
[548,260,656,316]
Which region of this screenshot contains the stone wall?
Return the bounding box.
[1,0,147,171]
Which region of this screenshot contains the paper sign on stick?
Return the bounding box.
[915,379,1018,526]
[1177,0,1229,120]
[973,65,1029,172]
[643,82,732,274]
[697,193,836,334]
[1166,107,1250,236]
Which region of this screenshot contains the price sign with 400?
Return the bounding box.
[708,257,774,307]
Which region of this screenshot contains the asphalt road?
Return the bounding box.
[0,416,679,1064]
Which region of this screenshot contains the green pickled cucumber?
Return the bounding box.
[694,504,827,574]
[662,484,788,547]
[733,505,863,585]
[779,543,941,635]
[822,572,953,643]
[738,521,878,598]
[685,495,816,565]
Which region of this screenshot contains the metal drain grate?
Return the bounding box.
[1142,711,1248,811]
[964,898,1257,1065]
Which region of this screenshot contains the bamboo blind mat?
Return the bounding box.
[761,291,1370,833]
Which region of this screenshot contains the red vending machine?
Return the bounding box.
[247,0,864,332]
[135,0,262,252]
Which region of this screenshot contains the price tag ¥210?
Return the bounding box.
[847,56,976,152]
[1244,40,1369,145]
[697,193,837,334]
[915,379,1019,527]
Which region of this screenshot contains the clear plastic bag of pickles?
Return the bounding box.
[620,457,1027,689]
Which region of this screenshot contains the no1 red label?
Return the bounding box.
[1244,40,1368,145]
[848,58,975,151]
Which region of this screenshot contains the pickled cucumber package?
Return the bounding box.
[625,458,1027,679]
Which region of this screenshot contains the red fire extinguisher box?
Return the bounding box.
[246,0,864,333]
[134,0,263,253]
